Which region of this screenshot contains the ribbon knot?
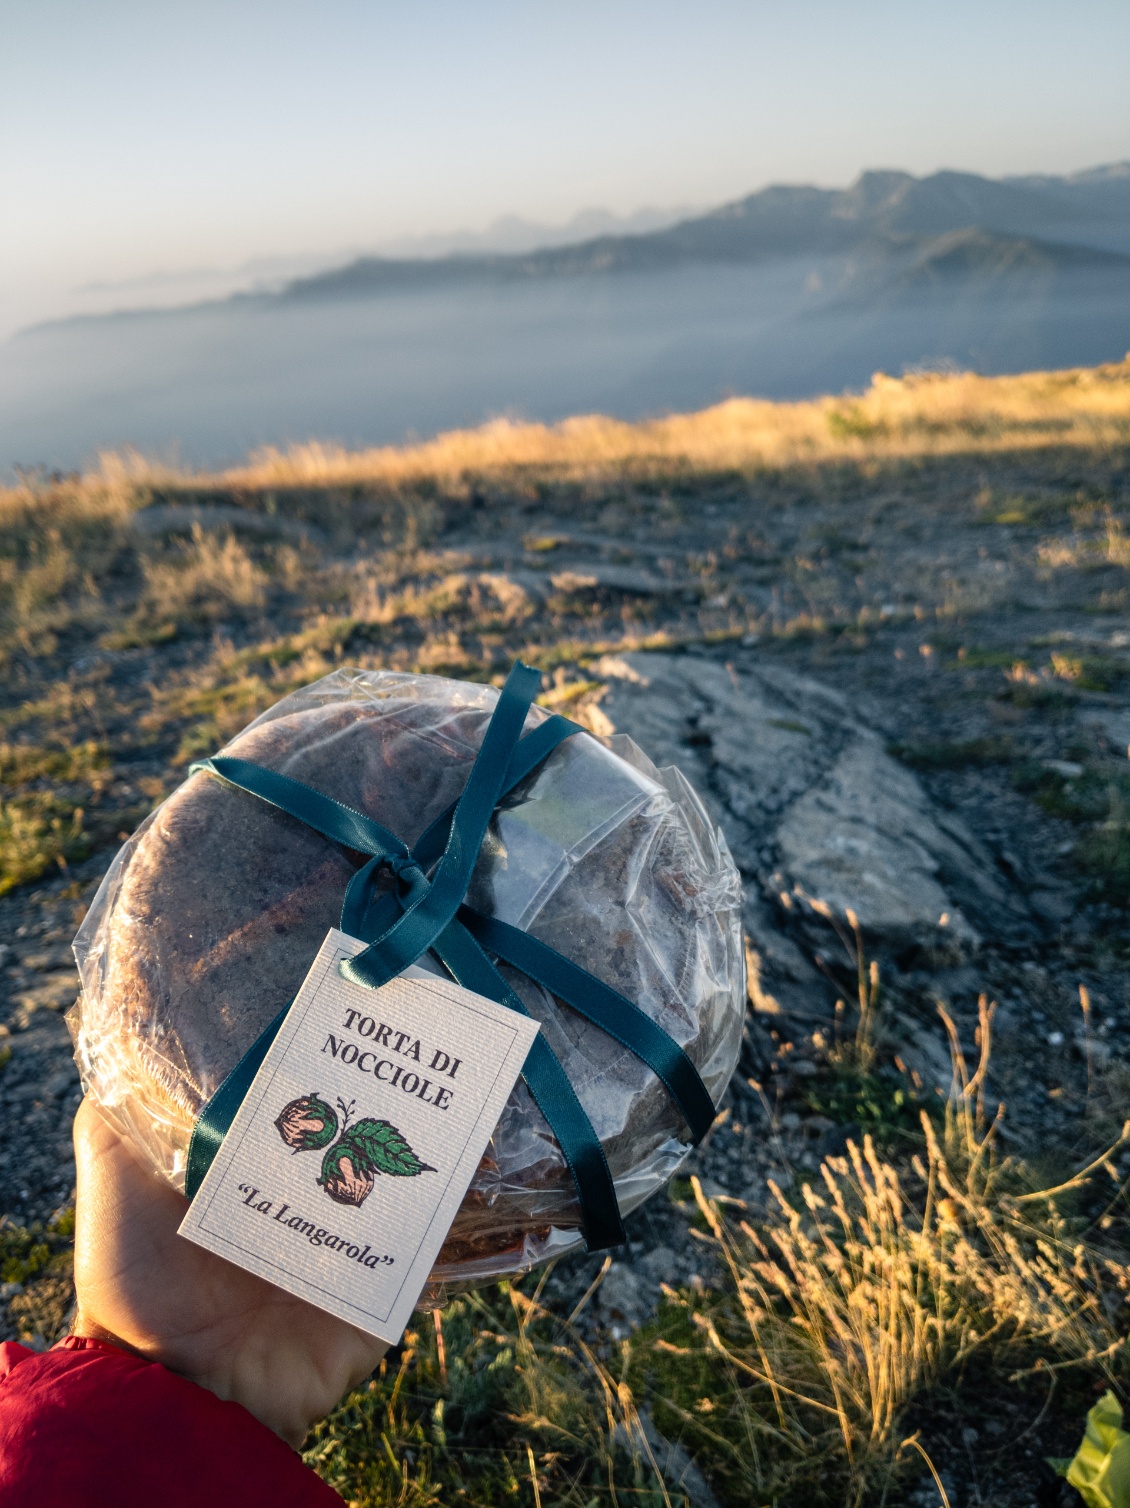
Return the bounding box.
[385,852,427,897]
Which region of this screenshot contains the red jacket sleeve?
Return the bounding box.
[0,1336,344,1507]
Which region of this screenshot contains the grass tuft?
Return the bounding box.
[1078,789,1130,905]
[631,1002,1130,1505]
[891,734,1015,770]
[303,1281,671,1507]
[0,1209,76,1347]
[137,524,267,627]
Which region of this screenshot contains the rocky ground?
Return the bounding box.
[2,441,1129,1501]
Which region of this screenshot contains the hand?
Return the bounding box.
[72,1098,387,1447]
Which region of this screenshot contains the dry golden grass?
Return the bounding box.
[638,992,1130,1506]
[1039,506,1130,572]
[138,523,267,623]
[0,358,1121,530]
[0,357,1126,673]
[351,569,535,631]
[303,1278,672,1508]
[224,357,1130,492]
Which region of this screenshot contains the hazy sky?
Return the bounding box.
[2,0,1128,336]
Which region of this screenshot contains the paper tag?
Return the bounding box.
[178,929,540,1344]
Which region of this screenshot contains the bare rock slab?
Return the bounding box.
[593,652,1027,1012]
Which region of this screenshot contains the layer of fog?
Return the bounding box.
[9,204,696,341]
[2,258,1127,474]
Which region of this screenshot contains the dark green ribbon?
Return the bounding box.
[184,662,715,1252]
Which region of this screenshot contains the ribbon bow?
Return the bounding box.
[184,662,715,1252]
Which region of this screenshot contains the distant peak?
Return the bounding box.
[850,169,917,195]
[1066,161,1130,183]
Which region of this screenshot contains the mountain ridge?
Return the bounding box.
[279,163,1130,305]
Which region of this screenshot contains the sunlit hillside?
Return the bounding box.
[138,356,1130,494]
[4,359,1130,1505]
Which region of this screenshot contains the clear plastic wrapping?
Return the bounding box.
[70,668,745,1289]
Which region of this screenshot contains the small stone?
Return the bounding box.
[1029,890,1074,924]
[0,1282,24,1300]
[15,971,80,1014]
[599,1264,645,1326]
[1043,760,1084,779]
[819,1123,860,1157]
[639,1245,678,1282]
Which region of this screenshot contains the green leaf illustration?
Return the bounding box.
[1051,1390,1130,1508]
[342,1117,436,1179]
